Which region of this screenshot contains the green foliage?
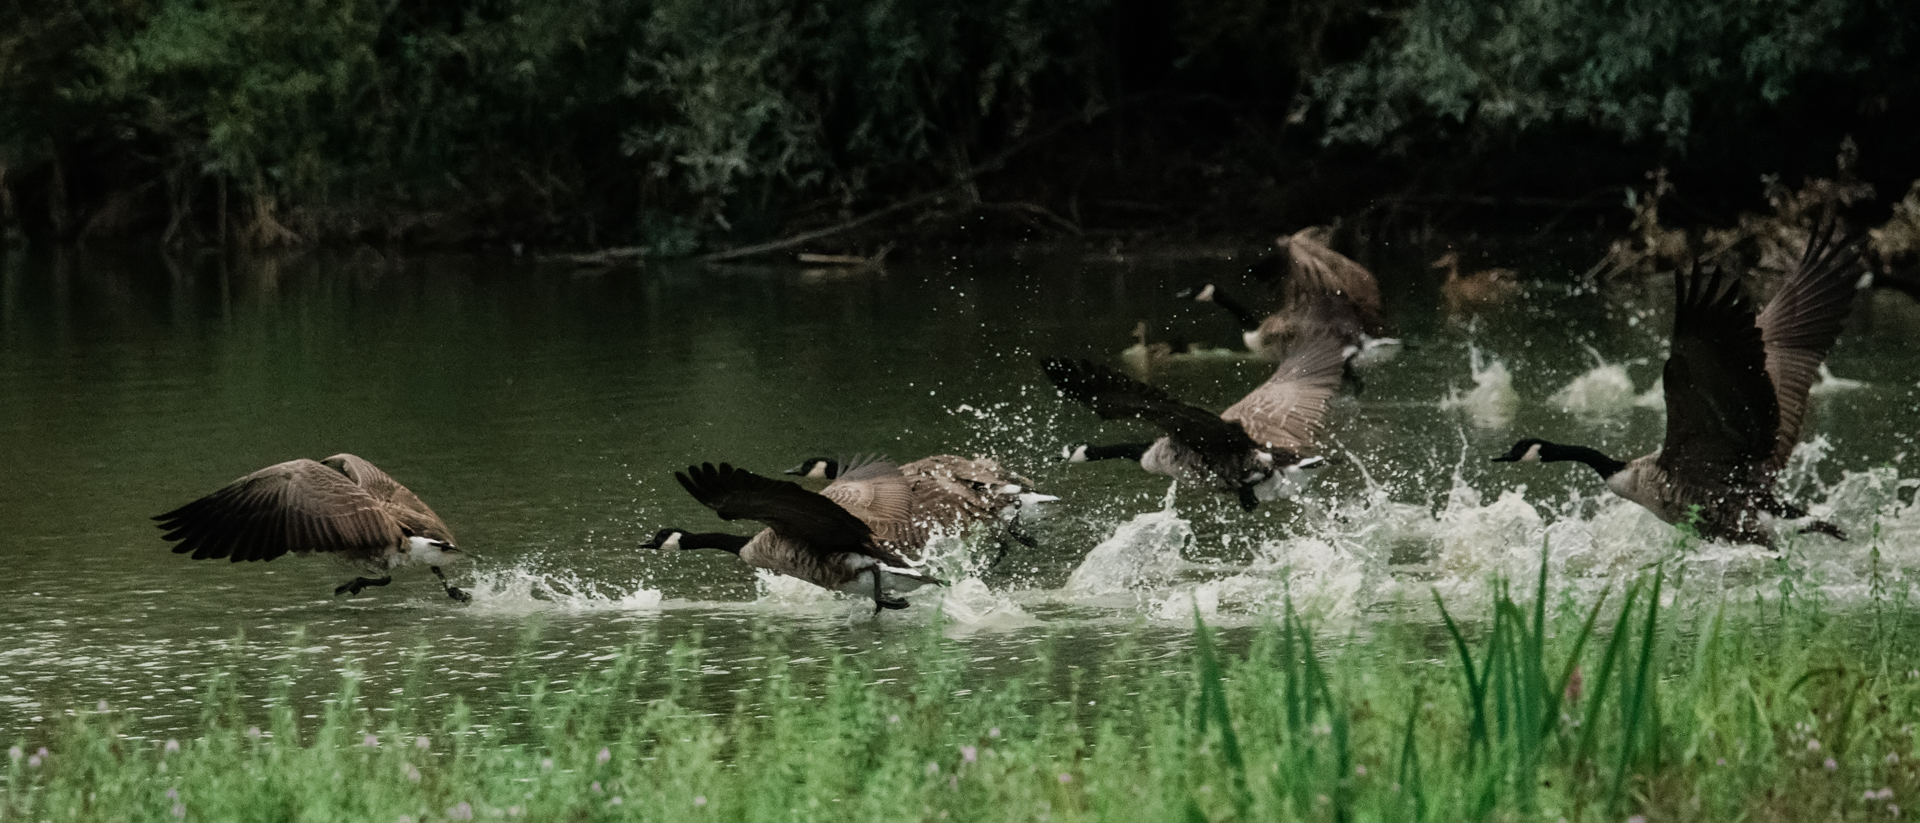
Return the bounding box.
[1315,0,1881,149]
[7,562,1920,821]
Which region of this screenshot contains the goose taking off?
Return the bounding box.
[153,454,469,601]
[1252,227,1387,333]
[787,454,1057,551]
[645,461,943,612]
[1179,230,1401,375]
[1493,223,1864,546]
[1044,334,1348,510]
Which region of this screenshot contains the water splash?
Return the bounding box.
[455,565,663,615]
[1063,485,1192,601]
[1440,345,1519,429]
[1810,364,1868,395]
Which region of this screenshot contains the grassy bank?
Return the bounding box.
[5,548,1917,821]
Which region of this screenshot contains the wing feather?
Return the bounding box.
[1041,358,1257,457]
[153,459,404,562]
[674,463,910,564]
[1271,229,1385,333]
[1221,334,1348,451]
[1656,268,1778,488]
[1754,221,1864,470]
[820,461,916,543]
[323,454,455,544]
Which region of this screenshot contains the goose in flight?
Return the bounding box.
[645,460,942,611]
[787,454,1056,553]
[1044,334,1348,510]
[153,454,469,601]
[1493,223,1863,546]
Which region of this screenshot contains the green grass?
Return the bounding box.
[8,542,1920,822]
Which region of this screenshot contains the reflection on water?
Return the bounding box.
[2,241,1919,735]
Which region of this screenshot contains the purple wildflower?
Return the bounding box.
[960,746,977,764]
[447,802,473,821]
[165,740,181,754]
[597,747,611,765]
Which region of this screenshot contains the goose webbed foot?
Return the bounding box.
[871,567,887,614]
[431,565,472,603]
[1237,485,1260,511]
[877,597,910,610]
[334,576,393,597]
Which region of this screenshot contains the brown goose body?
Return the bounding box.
[1495,224,1863,546]
[651,461,942,611]
[1434,251,1521,313]
[1046,334,1349,510]
[790,454,1053,551]
[153,454,468,600]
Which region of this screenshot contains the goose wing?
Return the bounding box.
[1656,267,1779,488]
[1268,229,1384,332]
[154,459,405,562]
[1041,358,1258,456]
[675,463,902,563]
[322,453,455,544]
[1755,221,1863,470]
[819,460,919,546]
[1220,334,1349,452]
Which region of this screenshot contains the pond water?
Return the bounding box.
[2,240,1918,739]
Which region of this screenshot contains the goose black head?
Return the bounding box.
[641,528,688,550]
[784,457,839,480]
[1492,439,1551,463]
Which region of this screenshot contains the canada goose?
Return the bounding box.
[1176,284,1400,379]
[786,454,1057,551]
[644,461,943,611]
[153,454,469,601]
[1044,333,1348,510]
[1493,224,1863,546]
[1433,250,1521,313]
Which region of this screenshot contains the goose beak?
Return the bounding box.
[782,464,806,476]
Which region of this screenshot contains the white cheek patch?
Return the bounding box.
[1195,284,1216,301]
[1522,443,1543,462]
[660,532,683,550]
[1065,445,1090,463]
[1242,330,1264,351]
[806,463,830,479]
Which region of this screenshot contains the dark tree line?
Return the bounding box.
[1,0,1914,253]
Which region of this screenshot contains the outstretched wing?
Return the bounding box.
[1271,228,1384,333]
[674,462,877,555]
[154,459,403,562]
[322,453,454,544]
[1041,358,1257,456]
[1657,267,1778,489]
[819,460,918,553]
[1755,220,1864,470]
[1220,334,1348,451]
